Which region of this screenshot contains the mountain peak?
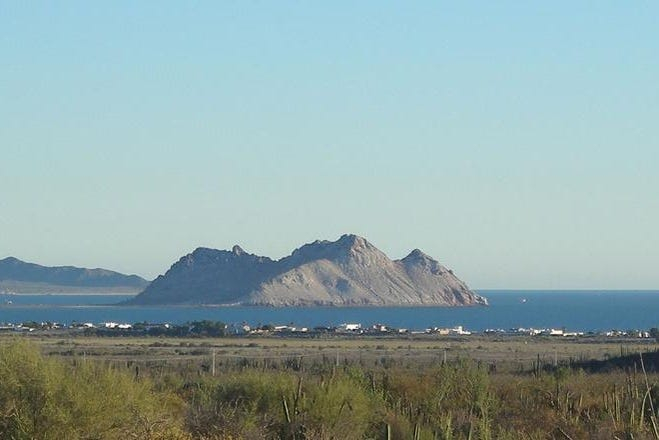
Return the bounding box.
[403,249,434,262]
[286,234,378,265]
[337,233,360,243]
[337,234,369,249]
[187,246,271,265]
[232,245,246,256]
[399,248,446,275]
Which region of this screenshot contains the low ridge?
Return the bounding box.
[127,235,487,306]
[0,257,149,294]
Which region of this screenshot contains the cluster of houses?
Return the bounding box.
[484,327,653,338]
[484,327,585,337]
[0,320,472,336]
[235,322,472,336]
[0,321,166,332]
[0,320,655,339]
[0,321,66,332]
[604,329,651,338]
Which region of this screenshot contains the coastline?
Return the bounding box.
[4,292,139,296]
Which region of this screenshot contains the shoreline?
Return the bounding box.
[3,292,138,296]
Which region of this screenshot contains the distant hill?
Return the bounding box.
[0,257,149,294]
[127,234,487,306]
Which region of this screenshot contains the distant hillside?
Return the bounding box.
[0,257,149,293]
[127,234,487,306]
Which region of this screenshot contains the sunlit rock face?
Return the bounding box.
[128,234,487,307]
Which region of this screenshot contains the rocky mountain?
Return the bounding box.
[129,246,278,304]
[0,257,149,293]
[128,234,487,306]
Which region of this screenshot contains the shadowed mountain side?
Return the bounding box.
[0,257,149,293]
[126,234,487,307]
[128,246,277,305]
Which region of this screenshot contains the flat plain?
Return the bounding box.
[8,333,657,372]
[4,333,659,438]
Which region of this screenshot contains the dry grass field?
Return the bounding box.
[6,332,658,372]
[4,333,659,439]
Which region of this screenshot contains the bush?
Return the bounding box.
[0,340,188,439]
[185,370,382,439]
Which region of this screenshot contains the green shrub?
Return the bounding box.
[0,340,188,439]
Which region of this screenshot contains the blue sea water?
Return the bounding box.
[1,290,658,332]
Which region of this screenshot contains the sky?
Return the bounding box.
[1,2,657,289]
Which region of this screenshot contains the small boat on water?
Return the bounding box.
[1,291,16,305]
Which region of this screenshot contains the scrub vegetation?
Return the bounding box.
[2,338,659,439]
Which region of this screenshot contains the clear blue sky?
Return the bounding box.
[1,2,657,289]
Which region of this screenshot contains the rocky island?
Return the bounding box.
[127,234,487,306]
